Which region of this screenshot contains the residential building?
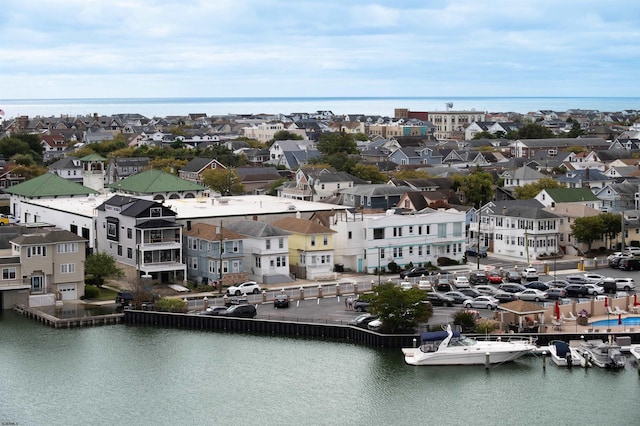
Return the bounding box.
[96,196,186,284]
[535,188,600,210]
[108,169,207,201]
[183,222,247,288]
[428,110,486,141]
[500,165,548,188]
[270,217,336,280]
[225,220,293,285]
[178,157,226,185]
[106,156,150,184]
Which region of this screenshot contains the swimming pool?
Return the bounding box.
[590,316,640,327]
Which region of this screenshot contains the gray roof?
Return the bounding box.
[225,220,290,238]
[337,184,416,197]
[486,199,561,219]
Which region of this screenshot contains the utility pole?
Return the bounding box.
[218,220,224,292]
[476,205,481,270]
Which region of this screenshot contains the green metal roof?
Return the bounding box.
[543,187,599,202]
[108,169,206,194]
[5,173,98,197]
[79,153,107,162]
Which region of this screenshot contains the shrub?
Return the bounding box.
[476,319,499,334]
[83,285,100,299]
[387,261,400,273]
[453,310,477,333]
[155,298,187,313]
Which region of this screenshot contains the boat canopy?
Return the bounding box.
[552,341,570,357]
[420,330,461,342]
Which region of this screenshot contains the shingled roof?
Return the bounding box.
[108,169,205,194]
[5,173,98,197]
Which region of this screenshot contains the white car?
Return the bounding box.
[582,273,606,284]
[515,289,548,302]
[453,276,470,288]
[615,278,636,291]
[399,281,413,291]
[474,285,498,295]
[463,295,499,310]
[226,281,261,296]
[521,267,539,279]
[417,280,432,291]
[583,283,604,295]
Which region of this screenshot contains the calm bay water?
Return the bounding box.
[1,311,639,426]
[1,96,639,119]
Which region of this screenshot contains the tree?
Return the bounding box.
[8,164,47,180]
[391,169,431,180]
[201,168,244,195]
[513,177,565,199]
[567,122,585,138]
[147,158,188,174]
[518,123,555,139]
[85,252,124,288]
[271,130,303,142]
[571,216,605,254]
[367,281,433,333]
[316,131,358,156]
[267,177,288,196]
[472,131,496,140]
[600,212,622,249]
[350,163,387,184]
[456,169,494,208]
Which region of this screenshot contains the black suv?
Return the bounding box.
[598,278,617,294]
[222,304,257,318]
[115,291,134,306]
[274,294,290,308]
[400,267,431,279]
[353,299,370,312]
[469,271,488,285]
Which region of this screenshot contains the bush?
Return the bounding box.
[83,285,100,299]
[453,310,477,333]
[437,257,458,266]
[476,319,499,334]
[387,261,400,273]
[155,298,187,313]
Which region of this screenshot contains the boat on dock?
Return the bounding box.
[577,339,626,370]
[547,340,589,368]
[629,345,640,362]
[402,325,536,366]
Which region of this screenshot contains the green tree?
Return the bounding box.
[518,123,555,139]
[567,122,585,138]
[316,131,358,156]
[147,158,188,174]
[11,153,35,166]
[271,130,303,142]
[201,168,245,195]
[472,131,496,140]
[85,252,124,288]
[267,177,288,196]
[9,164,47,180]
[456,169,494,208]
[391,169,431,180]
[600,212,622,249]
[571,216,605,253]
[367,281,433,333]
[513,177,565,199]
[350,163,387,184]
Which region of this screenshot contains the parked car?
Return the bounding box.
[466,246,488,257]
[565,275,588,285]
[469,270,489,285]
[417,280,432,291]
[435,280,452,292]
[498,283,527,294]
[502,270,522,283]
[515,289,548,302]
[486,272,503,284]
[564,284,589,297]
[521,267,539,281]
[273,294,290,308]
[198,306,228,316]
[614,278,636,291]
[583,283,604,295]
[545,287,567,300]
[609,254,631,268]
[367,319,383,331]
[619,258,640,271]
[463,296,499,310]
[458,287,483,299]
[453,276,470,288]
[582,273,607,284]
[474,285,498,295]
[493,292,518,303]
[400,267,431,279]
[353,299,370,312]
[444,291,469,304]
[349,313,378,328]
[399,281,413,291]
[225,296,249,307]
[597,278,617,294]
[524,281,549,291]
[545,279,569,288]
[221,304,257,318]
[115,291,134,306]
[226,281,261,296]
[426,292,454,307]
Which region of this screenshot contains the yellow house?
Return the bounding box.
[271,217,336,280]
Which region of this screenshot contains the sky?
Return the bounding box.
[1,0,639,99]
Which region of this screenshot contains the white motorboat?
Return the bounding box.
[547,340,589,368]
[629,344,640,362]
[578,339,626,370]
[402,325,536,366]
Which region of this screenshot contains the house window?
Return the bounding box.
[70,224,78,234]
[393,227,402,237]
[278,238,284,249]
[82,227,90,240]
[60,263,75,274]
[188,238,197,250]
[208,260,217,273]
[222,261,228,273]
[127,228,132,239]
[107,220,119,241]
[380,248,385,259]
[348,231,352,239]
[373,228,384,240]
[27,246,47,257]
[255,257,262,268]
[57,243,78,253]
[453,222,462,237]
[150,207,162,217]
[117,245,122,256]
[127,248,132,259]
[281,256,286,267]
[438,224,446,238]
[189,257,198,269]
[323,235,328,246]
[266,239,271,250]
[310,236,316,247]
[2,267,16,280]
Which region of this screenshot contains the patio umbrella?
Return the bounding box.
[554,300,560,321]
[604,297,609,308]
[618,313,622,325]
[634,293,638,306]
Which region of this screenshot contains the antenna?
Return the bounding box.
[446,102,453,111]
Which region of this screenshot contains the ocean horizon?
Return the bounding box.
[1,96,639,119]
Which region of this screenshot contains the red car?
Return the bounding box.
[486,272,503,284]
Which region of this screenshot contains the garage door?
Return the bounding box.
[58,284,77,300]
